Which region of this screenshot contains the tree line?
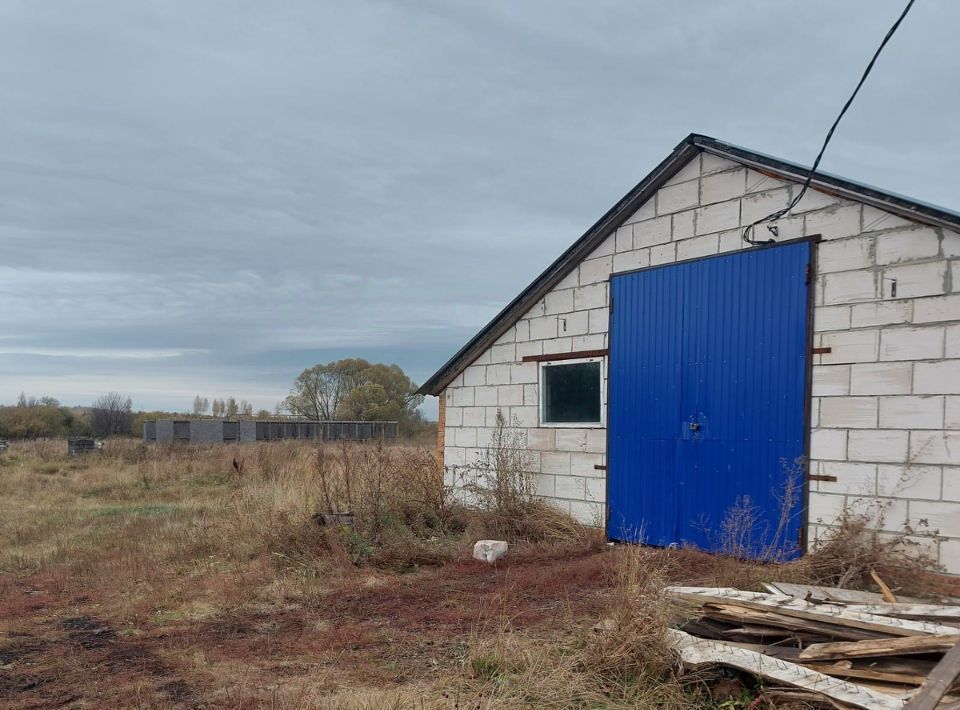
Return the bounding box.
[0,392,133,439]
[1,359,432,440]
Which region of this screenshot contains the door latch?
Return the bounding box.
[688,422,701,432]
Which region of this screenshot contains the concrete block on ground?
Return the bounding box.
[473,540,508,563]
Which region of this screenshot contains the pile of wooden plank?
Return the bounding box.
[666,583,960,709]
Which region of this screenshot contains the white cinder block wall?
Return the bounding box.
[441,152,960,572]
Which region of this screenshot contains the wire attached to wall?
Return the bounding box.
[742,0,918,245]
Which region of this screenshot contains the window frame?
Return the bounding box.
[538,356,606,428]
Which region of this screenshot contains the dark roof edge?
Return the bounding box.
[691,135,960,232]
[418,133,960,396]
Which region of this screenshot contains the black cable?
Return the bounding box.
[743,0,917,245]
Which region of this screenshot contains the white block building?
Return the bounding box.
[418,134,960,573]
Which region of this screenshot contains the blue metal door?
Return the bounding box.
[607,242,809,559]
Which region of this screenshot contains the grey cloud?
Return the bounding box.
[1,0,957,413]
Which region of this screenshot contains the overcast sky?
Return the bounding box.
[1,1,957,416]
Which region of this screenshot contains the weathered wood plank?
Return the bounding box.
[724,623,804,638]
[703,603,884,640]
[848,680,915,700]
[844,604,960,621]
[668,629,905,709]
[687,616,807,643]
[872,569,899,603]
[667,587,959,637]
[766,582,925,605]
[803,660,928,686]
[904,638,960,710]
[765,582,888,603]
[800,635,960,661]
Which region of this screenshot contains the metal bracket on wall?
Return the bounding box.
[883,276,898,298]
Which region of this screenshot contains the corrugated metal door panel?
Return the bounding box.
[608,263,683,544]
[609,241,809,558]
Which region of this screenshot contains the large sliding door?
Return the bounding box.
[607,241,810,559]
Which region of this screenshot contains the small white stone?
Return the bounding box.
[472,540,508,563]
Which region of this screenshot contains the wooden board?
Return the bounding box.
[872,569,899,603]
[682,617,800,642]
[727,642,938,682]
[701,603,884,641]
[844,604,960,621]
[800,635,960,661]
[667,587,959,637]
[765,582,925,605]
[668,629,905,710]
[803,660,928,686]
[904,639,960,710]
[765,582,888,603]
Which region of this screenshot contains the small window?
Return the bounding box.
[540,357,604,427]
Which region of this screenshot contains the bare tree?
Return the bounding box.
[91,392,133,437]
[225,397,238,417]
[284,359,368,419]
[192,395,204,415]
[239,400,253,416]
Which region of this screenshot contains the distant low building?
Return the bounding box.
[143,419,398,444]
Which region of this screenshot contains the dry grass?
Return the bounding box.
[803,504,943,597]
[0,438,619,707]
[0,438,461,574]
[1,439,941,708]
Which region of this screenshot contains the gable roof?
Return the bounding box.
[418,132,960,396]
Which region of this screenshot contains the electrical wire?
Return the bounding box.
[743,0,918,245]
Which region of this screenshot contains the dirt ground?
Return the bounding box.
[1,544,769,709]
[1,549,616,707]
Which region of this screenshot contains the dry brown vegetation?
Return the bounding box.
[0,439,944,708]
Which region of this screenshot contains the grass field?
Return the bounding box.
[0,439,926,708]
